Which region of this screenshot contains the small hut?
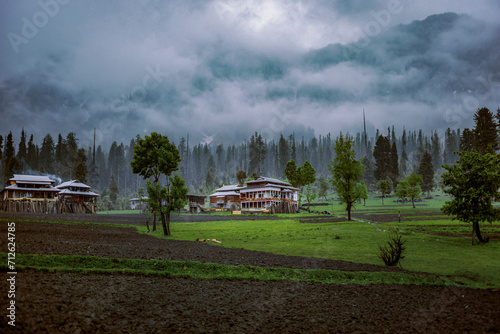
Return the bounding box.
[56,180,99,214]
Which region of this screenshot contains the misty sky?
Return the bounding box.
[1,0,499,148]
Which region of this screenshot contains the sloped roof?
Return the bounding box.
[216,184,243,192]
[11,174,55,185]
[246,177,291,187]
[209,191,240,197]
[58,189,99,197]
[56,180,91,189]
[2,184,60,192]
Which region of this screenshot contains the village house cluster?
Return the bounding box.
[0,174,99,214]
[209,177,298,213]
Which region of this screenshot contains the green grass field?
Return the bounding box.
[139,194,500,289]
[6,193,497,289]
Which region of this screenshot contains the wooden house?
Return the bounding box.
[209,185,242,210]
[56,180,99,214]
[0,174,60,213]
[208,177,299,213]
[240,177,298,212]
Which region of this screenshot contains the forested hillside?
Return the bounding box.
[1,108,498,205]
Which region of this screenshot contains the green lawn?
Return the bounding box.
[140,196,500,289]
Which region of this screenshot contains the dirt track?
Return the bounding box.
[1,213,499,333]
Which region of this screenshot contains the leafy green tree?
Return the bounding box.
[417,150,434,197]
[285,160,316,206]
[442,150,500,245]
[406,173,423,208]
[378,177,392,205]
[317,176,329,201]
[304,185,317,209]
[359,180,368,206]
[329,134,365,221]
[395,179,409,202]
[130,132,184,236]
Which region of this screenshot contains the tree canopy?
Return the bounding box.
[329,134,365,221]
[131,132,185,235]
[441,150,500,244]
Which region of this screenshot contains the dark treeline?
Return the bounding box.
[1,107,498,199]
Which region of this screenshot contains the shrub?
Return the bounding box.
[379,230,406,267]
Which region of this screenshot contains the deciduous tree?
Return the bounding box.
[130,132,184,236]
[329,134,364,221]
[441,150,500,245]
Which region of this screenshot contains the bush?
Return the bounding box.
[379,230,406,267]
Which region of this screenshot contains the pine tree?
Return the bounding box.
[109,175,118,205]
[73,148,88,183]
[278,134,289,178]
[472,107,498,153]
[418,150,434,197]
[55,133,67,178]
[460,128,474,153]
[3,132,19,185]
[26,134,37,170]
[373,135,391,181]
[389,142,399,190]
[40,134,55,174]
[17,129,27,164]
[430,131,442,170]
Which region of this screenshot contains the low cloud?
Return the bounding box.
[0,1,499,148]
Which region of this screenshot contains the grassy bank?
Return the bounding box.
[0,253,480,288]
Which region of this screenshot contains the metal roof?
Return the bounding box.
[209,191,240,197]
[58,189,99,197]
[216,184,243,192]
[2,184,60,192]
[11,174,55,185]
[239,186,282,193]
[56,180,91,189]
[246,177,291,187]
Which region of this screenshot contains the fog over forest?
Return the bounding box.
[1,0,499,149]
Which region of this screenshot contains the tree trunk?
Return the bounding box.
[347,202,352,221]
[381,196,384,205]
[161,212,168,236]
[166,212,171,236]
[152,213,157,231]
[411,198,415,209]
[472,221,487,244]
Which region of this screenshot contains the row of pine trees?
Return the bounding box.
[1,107,498,200]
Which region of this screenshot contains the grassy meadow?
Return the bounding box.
[4,192,498,289]
[139,193,500,289]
